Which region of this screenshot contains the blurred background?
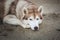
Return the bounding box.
[0,0,60,40]
[31,0,60,14]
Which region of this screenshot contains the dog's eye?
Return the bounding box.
[29,19,32,21]
[40,17,43,19]
[36,18,39,20]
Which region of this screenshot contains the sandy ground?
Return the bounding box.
[0,0,60,40]
[0,13,60,40]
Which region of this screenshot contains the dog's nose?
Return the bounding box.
[34,26,38,31]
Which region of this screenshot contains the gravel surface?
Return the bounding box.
[0,13,60,40]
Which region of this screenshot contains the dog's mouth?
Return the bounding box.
[27,24,39,31]
[27,23,39,31]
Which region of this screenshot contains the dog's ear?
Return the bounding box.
[22,7,28,15]
[22,15,28,20]
[38,6,43,16]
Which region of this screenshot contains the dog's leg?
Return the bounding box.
[24,24,31,28]
[3,15,19,25]
[3,15,30,28]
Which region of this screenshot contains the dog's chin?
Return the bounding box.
[31,29,39,31]
[30,27,39,31]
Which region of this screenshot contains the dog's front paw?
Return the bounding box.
[22,24,30,29]
[25,25,30,28]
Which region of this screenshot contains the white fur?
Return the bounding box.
[4,0,31,28]
[3,15,20,25]
[27,16,42,30]
[3,15,30,28]
[38,6,43,15]
[3,0,43,30]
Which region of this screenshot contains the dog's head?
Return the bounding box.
[22,5,43,30]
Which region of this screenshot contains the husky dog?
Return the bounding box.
[3,0,43,30]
